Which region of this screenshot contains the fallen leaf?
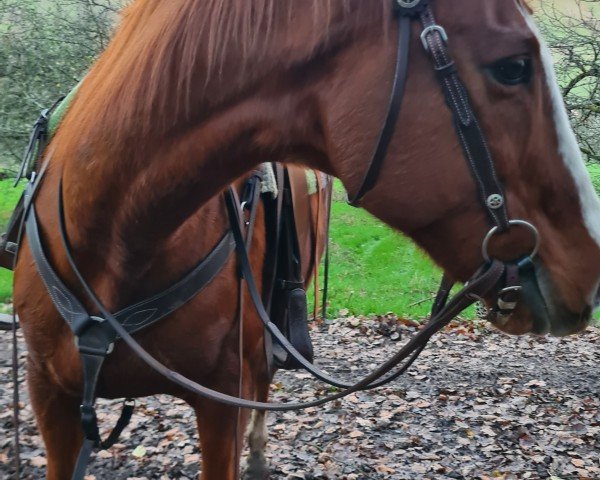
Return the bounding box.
[132,445,147,458]
[29,456,47,467]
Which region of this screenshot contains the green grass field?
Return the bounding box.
[2,164,600,317]
[0,179,20,302]
[319,187,442,318]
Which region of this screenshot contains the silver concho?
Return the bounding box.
[486,194,505,210]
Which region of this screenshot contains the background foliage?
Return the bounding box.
[0,0,121,172]
[539,0,600,161]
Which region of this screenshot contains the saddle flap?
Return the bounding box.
[286,166,331,277]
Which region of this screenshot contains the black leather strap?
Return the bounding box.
[349,1,511,231]
[72,439,95,480]
[24,178,236,480]
[225,189,506,391]
[45,160,505,411]
[418,6,510,230]
[347,13,411,205]
[26,183,235,338]
[431,274,455,317]
[14,97,64,186]
[112,231,235,335]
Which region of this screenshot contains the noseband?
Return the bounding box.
[349,0,540,318]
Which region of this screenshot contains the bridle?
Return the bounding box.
[10,1,546,479]
[349,0,540,317]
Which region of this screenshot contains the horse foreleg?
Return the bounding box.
[28,361,83,480]
[194,396,250,480]
[243,378,271,480]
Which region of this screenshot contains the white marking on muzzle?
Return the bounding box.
[516,3,600,248]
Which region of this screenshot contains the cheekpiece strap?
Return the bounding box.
[393,0,429,16]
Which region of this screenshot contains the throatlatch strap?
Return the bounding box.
[347,13,411,205]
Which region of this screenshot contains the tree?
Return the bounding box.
[538,0,600,162]
[0,0,122,172]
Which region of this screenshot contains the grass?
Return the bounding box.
[0,179,21,302]
[318,186,443,319]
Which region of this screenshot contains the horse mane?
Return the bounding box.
[55,0,388,152]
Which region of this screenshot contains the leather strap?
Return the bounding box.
[14,97,64,185]
[418,6,510,230]
[112,231,235,336]
[347,13,411,205]
[349,2,510,231]
[49,162,505,411]
[26,189,235,338]
[225,189,507,392]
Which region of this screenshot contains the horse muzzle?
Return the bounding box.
[484,258,593,336]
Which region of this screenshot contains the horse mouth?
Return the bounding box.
[487,260,591,337]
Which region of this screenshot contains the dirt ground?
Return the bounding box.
[1,317,598,480]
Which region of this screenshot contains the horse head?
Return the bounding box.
[323,0,600,335]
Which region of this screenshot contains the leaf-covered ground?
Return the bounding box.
[0,317,598,480]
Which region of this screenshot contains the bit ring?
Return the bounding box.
[482,220,540,263]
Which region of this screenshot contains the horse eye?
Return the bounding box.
[488,57,532,86]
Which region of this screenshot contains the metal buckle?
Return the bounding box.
[420,25,448,51]
[497,286,522,311]
[396,0,422,7]
[482,220,540,263]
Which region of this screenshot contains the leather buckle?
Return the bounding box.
[420,25,448,51]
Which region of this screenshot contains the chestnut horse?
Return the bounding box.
[12,0,600,479]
